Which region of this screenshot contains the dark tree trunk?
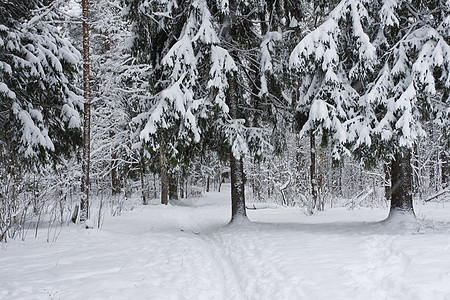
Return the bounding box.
[180,176,185,198]
[110,131,120,195]
[80,0,91,222]
[220,0,248,223]
[384,162,391,201]
[388,149,415,217]
[169,174,178,200]
[227,75,247,222]
[442,151,449,188]
[140,149,147,205]
[160,148,168,205]
[318,146,325,211]
[218,174,223,193]
[310,133,318,213]
[230,153,247,222]
[206,176,210,193]
[104,32,119,196]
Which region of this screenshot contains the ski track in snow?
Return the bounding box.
[175,204,307,299]
[1,187,450,300]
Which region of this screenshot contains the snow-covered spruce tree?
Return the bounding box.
[123,0,203,205]
[289,0,365,213]
[123,0,276,221]
[290,0,450,219]
[0,0,82,169]
[0,1,82,240]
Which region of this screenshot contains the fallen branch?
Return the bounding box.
[425,188,450,202]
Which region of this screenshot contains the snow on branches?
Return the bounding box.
[0,3,81,161]
[290,0,450,164]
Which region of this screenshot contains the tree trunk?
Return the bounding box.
[140,149,147,205]
[102,31,119,196]
[206,176,210,193]
[230,153,247,222]
[318,145,325,211]
[218,174,222,193]
[384,162,391,201]
[80,0,91,222]
[110,131,120,195]
[220,0,248,223]
[442,150,449,188]
[180,176,185,198]
[169,174,178,200]
[310,133,318,214]
[160,148,168,205]
[388,149,415,218]
[153,173,157,199]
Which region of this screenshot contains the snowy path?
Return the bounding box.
[1,187,450,299]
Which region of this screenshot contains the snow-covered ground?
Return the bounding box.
[1,185,450,300]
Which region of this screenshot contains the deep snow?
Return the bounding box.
[1,185,450,300]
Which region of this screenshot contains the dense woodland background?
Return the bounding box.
[1,0,449,242]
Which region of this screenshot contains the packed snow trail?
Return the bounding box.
[1,186,450,299]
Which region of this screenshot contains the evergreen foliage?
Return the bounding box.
[290,0,450,167]
[0,0,82,169]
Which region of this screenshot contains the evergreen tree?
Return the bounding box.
[0,0,82,169]
[123,0,274,220]
[290,0,450,219]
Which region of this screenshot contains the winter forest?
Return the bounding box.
[1,0,450,298]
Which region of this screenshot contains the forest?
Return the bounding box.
[1,0,449,242]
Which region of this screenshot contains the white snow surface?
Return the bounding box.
[2,185,450,300]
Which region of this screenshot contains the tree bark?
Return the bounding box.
[388,149,415,217]
[318,145,325,211]
[310,133,318,214]
[160,147,168,205]
[230,153,247,222]
[227,76,247,222]
[140,149,147,205]
[80,0,91,222]
[384,162,391,201]
[220,0,248,223]
[180,176,185,198]
[442,150,449,188]
[110,130,120,195]
[169,174,178,200]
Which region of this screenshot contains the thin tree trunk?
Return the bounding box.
[310,133,318,214]
[218,174,222,193]
[442,150,449,188]
[160,147,168,205]
[80,0,91,222]
[318,145,324,211]
[110,130,120,195]
[102,31,119,196]
[206,176,210,193]
[180,176,185,198]
[388,149,415,218]
[153,173,157,199]
[140,149,147,205]
[384,162,391,201]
